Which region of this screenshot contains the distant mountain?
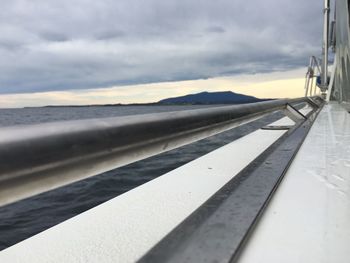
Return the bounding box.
[158,91,263,105]
[38,91,268,108]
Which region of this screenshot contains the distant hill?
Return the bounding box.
[38,91,269,108]
[158,91,263,105]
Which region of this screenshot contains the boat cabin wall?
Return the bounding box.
[333,0,350,105]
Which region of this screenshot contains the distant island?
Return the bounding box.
[39,91,271,108]
[158,91,265,105]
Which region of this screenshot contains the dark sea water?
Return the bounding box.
[0,105,284,251]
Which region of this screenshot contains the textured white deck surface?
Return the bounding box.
[239,103,350,263]
[0,115,297,263]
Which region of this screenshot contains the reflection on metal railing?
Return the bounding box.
[0,97,322,207]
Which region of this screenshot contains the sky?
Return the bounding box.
[0,0,323,107]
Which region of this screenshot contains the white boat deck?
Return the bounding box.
[239,102,350,263]
[2,103,348,263]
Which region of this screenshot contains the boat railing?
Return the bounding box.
[304,56,322,97]
[0,96,322,207]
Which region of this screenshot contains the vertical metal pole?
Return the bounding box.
[310,58,315,96]
[304,76,310,97]
[313,76,317,95]
[310,75,314,96]
[321,0,330,95]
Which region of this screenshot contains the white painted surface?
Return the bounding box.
[0,116,293,263]
[239,103,350,263]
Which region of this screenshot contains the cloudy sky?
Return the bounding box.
[0,0,323,106]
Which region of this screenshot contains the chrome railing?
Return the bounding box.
[304,56,321,97]
[321,0,330,93]
[0,97,321,207]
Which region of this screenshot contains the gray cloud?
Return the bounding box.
[0,0,323,94]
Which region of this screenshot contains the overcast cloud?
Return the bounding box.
[0,0,323,94]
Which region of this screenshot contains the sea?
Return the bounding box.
[0,105,283,250]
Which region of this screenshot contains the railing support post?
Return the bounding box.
[320,0,330,96]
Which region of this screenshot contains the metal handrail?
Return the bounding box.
[304,56,321,97]
[321,0,330,93]
[0,97,319,206]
